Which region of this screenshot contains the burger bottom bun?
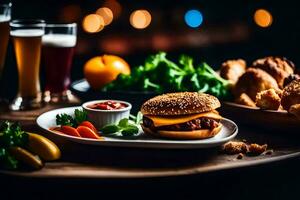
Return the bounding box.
[141,124,222,140]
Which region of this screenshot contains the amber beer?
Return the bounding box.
[11,29,43,97]
[0,16,10,75]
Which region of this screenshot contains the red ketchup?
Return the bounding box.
[88,101,128,110]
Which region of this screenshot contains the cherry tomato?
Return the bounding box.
[61,126,81,137]
[80,121,98,133]
[77,126,101,139]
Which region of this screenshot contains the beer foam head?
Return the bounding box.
[10,29,45,37]
[0,15,10,22]
[42,34,77,47]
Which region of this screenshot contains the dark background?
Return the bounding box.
[1,0,299,99]
[1,1,300,198]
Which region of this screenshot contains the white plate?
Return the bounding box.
[36,106,238,149]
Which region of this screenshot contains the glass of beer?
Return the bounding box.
[42,23,77,103]
[0,3,11,103]
[10,19,45,110]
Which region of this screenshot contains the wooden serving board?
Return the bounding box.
[221,102,300,131]
[1,104,300,178]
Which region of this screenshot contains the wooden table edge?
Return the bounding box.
[1,151,300,179]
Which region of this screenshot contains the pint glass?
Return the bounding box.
[0,3,11,102]
[0,3,11,75]
[10,20,45,110]
[42,23,77,103]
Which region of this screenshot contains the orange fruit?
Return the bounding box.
[84,55,130,90]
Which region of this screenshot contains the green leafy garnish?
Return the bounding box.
[0,148,18,169]
[121,125,139,137]
[74,109,87,124]
[118,118,129,128]
[0,121,28,169]
[101,114,141,137]
[0,121,28,148]
[101,124,121,134]
[56,113,75,127]
[56,109,87,127]
[104,52,231,100]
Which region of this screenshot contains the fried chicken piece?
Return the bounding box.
[255,89,281,110]
[222,141,248,154]
[281,79,300,111]
[235,93,256,107]
[220,59,246,84]
[289,104,300,119]
[248,143,268,155]
[252,56,295,88]
[234,68,279,101]
[283,74,300,87]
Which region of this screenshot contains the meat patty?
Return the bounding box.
[143,116,220,131]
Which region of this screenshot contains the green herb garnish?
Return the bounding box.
[101,117,140,137]
[0,121,28,169]
[74,109,88,124]
[104,52,231,100]
[56,109,87,127]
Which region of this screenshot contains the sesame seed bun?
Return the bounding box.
[141,124,222,140]
[141,92,221,116]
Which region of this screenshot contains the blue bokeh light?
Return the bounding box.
[184,9,203,28]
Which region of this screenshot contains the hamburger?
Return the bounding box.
[141,92,222,140]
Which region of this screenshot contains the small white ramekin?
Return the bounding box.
[82,100,132,130]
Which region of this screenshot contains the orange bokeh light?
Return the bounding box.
[254,9,273,28]
[103,0,122,19]
[60,4,81,22]
[130,10,152,29]
[96,7,114,25]
[82,14,105,33]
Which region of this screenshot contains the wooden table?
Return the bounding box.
[1,103,300,179]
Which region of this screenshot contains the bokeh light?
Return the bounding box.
[254,9,273,28]
[96,7,113,25]
[152,34,171,50]
[60,4,81,22]
[184,9,203,28]
[100,37,130,54]
[82,14,105,33]
[103,0,122,19]
[130,10,152,29]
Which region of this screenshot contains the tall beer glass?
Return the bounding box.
[0,3,11,103]
[42,23,77,103]
[10,20,45,110]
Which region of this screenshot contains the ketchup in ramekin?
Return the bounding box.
[82,100,132,129]
[87,100,128,110]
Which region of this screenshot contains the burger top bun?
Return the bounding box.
[141,92,221,116]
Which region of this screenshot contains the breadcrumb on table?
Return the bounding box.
[248,144,268,155]
[222,141,248,154]
[236,153,244,159]
[222,141,269,157]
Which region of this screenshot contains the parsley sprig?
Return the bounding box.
[0,121,28,169]
[56,109,87,127]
